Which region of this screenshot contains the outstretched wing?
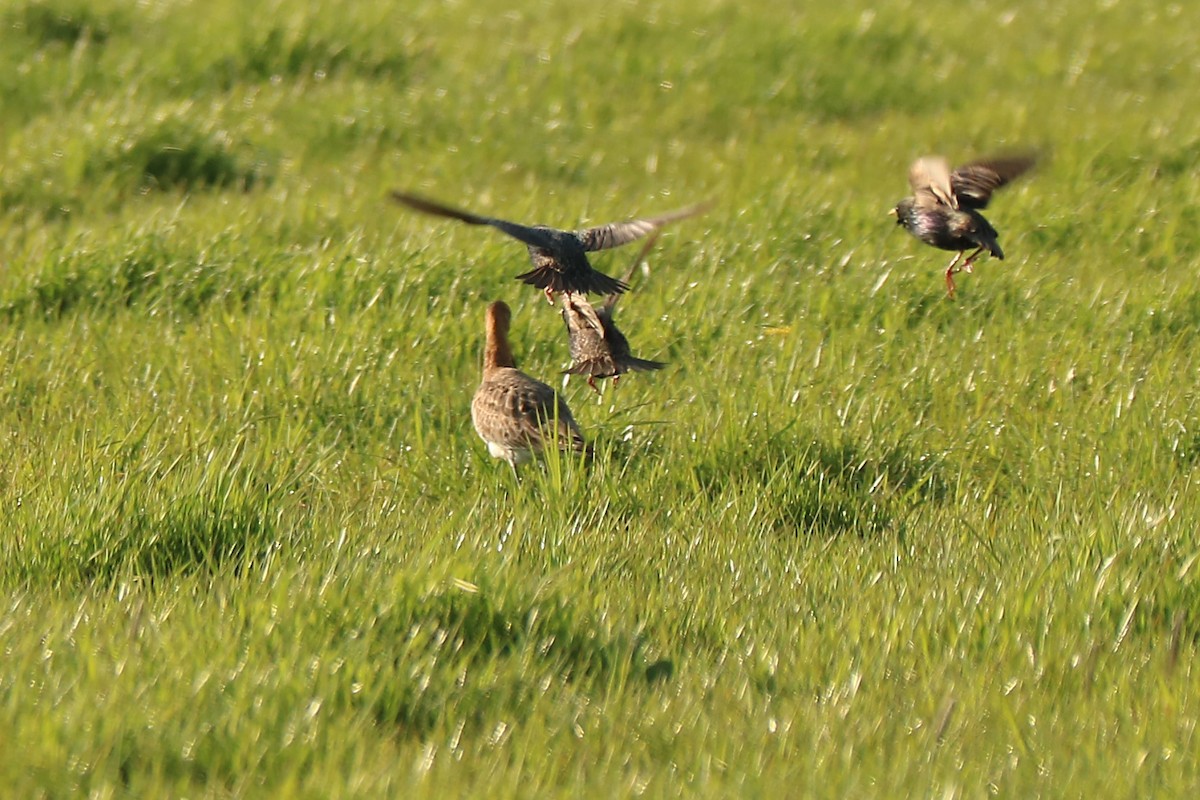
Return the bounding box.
[390,190,559,250]
[908,156,956,208]
[577,200,710,253]
[950,155,1036,210]
[603,231,662,313]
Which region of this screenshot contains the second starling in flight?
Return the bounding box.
[891,154,1035,297]
[560,233,666,392]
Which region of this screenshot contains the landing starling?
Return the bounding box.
[391,190,707,301]
[891,154,1035,297]
[470,300,588,470]
[560,233,666,392]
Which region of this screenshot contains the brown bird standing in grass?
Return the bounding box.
[391,190,707,301]
[470,300,588,470]
[891,153,1036,297]
[560,232,666,392]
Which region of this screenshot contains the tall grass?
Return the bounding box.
[1,0,1198,796]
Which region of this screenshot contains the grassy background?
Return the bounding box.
[2,0,1198,795]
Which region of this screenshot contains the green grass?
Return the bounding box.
[1,0,1199,795]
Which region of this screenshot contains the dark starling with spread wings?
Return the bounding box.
[560,234,666,392]
[470,301,588,470]
[392,190,707,300]
[891,154,1035,297]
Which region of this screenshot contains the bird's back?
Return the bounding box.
[472,367,585,461]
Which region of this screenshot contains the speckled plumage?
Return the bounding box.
[559,233,665,391]
[892,154,1035,296]
[470,301,587,469]
[561,295,665,389]
[392,190,707,298]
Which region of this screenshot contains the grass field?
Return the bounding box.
[2,0,1199,796]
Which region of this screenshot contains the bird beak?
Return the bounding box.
[887,208,897,217]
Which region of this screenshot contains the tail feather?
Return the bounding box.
[563,359,616,378]
[624,357,667,372]
[515,266,629,296]
[564,357,665,378]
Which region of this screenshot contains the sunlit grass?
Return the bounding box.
[1,0,1198,796]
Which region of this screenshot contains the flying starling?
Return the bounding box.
[391,190,707,301]
[891,153,1036,297]
[470,300,588,470]
[560,233,666,392]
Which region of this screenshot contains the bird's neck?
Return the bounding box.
[483,322,516,372]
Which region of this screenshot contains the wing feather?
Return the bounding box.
[950,155,1036,209]
[908,157,956,208]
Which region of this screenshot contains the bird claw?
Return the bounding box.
[587,375,600,394]
[945,267,957,299]
[544,287,556,305]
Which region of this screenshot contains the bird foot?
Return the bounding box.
[587,375,600,394]
[945,267,957,299]
[543,287,556,305]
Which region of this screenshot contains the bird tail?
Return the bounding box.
[624,357,667,373]
[560,431,593,459]
[515,266,629,296]
[563,359,613,378]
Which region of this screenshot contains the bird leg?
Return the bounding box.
[544,287,556,305]
[960,246,985,273]
[586,375,600,394]
[944,251,964,298]
[944,247,987,298]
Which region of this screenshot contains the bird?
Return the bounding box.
[891,153,1036,297]
[470,300,589,470]
[560,232,666,392]
[391,190,708,302]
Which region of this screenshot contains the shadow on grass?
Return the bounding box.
[207,25,412,89]
[691,426,951,537]
[0,234,268,322]
[6,0,127,46]
[1143,289,1200,340]
[1,120,273,222]
[347,579,668,739]
[84,118,272,194]
[72,470,282,586]
[4,430,333,589]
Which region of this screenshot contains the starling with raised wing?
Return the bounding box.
[392,190,707,301]
[891,154,1035,297]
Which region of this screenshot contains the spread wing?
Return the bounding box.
[603,231,662,313]
[390,190,559,250]
[950,155,1036,210]
[577,200,710,253]
[908,156,956,208]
